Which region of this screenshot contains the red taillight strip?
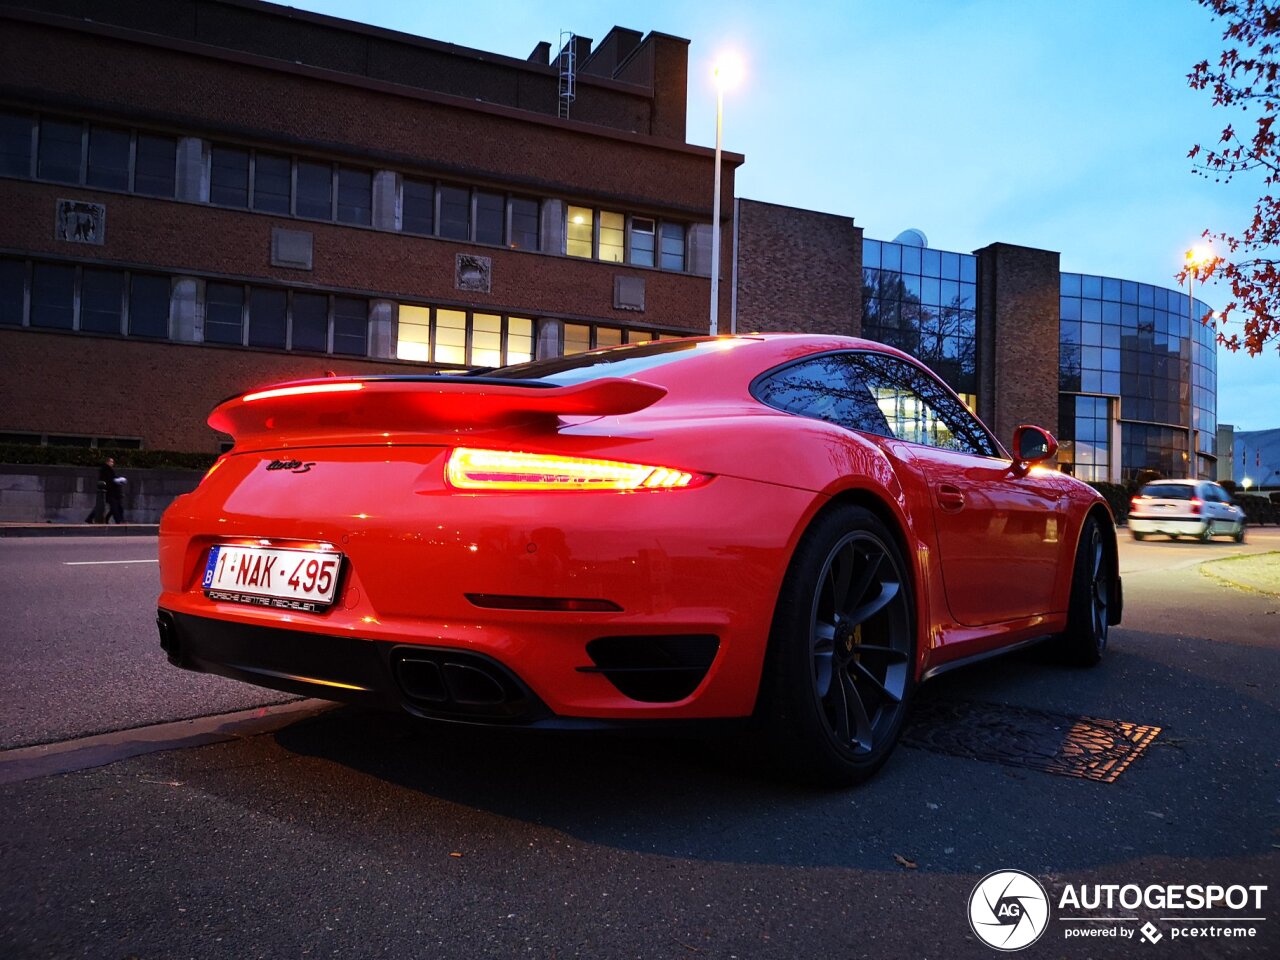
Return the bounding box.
[242,382,364,403]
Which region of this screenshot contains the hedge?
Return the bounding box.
[1087,481,1131,524]
[0,444,216,471]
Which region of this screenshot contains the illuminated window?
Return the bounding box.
[507,316,534,363]
[626,329,654,344]
[397,304,431,361]
[567,206,594,258]
[564,323,591,355]
[434,308,467,365]
[595,326,622,348]
[629,217,655,267]
[472,312,503,367]
[599,211,625,263]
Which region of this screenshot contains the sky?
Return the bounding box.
[289,0,1279,430]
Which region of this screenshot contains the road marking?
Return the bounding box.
[0,699,334,785]
[63,559,159,565]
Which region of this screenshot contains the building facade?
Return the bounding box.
[0,0,737,451]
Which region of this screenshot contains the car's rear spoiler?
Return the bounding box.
[207,376,667,447]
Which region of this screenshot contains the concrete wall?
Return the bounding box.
[0,464,201,524]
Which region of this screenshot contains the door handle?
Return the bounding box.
[936,483,965,512]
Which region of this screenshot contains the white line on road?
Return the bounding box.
[63,559,159,565]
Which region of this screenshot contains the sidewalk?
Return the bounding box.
[0,523,159,538]
[1200,551,1280,596]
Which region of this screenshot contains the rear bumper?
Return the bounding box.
[1128,516,1208,536]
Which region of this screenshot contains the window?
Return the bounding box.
[134,134,176,197]
[295,161,332,219]
[0,111,32,177]
[475,191,505,245]
[253,153,291,214]
[471,312,503,367]
[599,211,624,263]
[204,283,244,344]
[337,167,372,225]
[0,259,24,326]
[332,297,368,356]
[434,308,467,364]
[86,126,130,190]
[567,206,593,258]
[629,217,655,267]
[128,275,170,338]
[210,146,249,207]
[248,287,288,348]
[80,268,124,334]
[754,352,997,457]
[509,198,539,250]
[397,304,431,361]
[403,180,434,235]
[595,326,622,348]
[507,316,534,363]
[29,264,75,329]
[291,293,329,352]
[439,186,471,240]
[38,119,82,183]
[660,222,685,271]
[563,322,591,355]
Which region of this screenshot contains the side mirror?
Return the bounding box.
[1012,425,1058,467]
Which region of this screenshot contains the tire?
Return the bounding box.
[1234,522,1246,544]
[1055,516,1112,667]
[1130,529,1145,541]
[757,504,916,786]
[1199,523,1213,543]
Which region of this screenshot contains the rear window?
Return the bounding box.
[483,338,720,386]
[1140,483,1195,499]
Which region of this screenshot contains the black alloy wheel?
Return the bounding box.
[759,504,915,785]
[1055,515,1111,667]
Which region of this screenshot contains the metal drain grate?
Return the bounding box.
[902,699,1161,783]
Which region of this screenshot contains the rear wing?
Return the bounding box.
[208,376,667,448]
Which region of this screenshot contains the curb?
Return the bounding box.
[0,524,160,538]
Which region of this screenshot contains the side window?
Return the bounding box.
[849,353,998,457]
[753,354,893,436]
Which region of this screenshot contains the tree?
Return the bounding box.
[1184,0,1280,355]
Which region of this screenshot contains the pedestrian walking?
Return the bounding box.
[100,457,127,524]
[84,474,107,524]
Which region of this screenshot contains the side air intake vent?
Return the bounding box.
[580,635,720,703]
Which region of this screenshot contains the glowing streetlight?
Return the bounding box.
[709,52,744,335]
[1243,476,1253,491]
[1183,243,1214,478]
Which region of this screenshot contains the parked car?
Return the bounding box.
[1128,479,1245,542]
[157,334,1122,785]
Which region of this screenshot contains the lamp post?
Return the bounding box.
[1184,244,1211,477]
[709,54,743,336]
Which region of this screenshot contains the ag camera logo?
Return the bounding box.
[969,870,1050,951]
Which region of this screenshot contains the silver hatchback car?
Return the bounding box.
[1128,479,1246,542]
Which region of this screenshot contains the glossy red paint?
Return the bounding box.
[158,335,1118,726]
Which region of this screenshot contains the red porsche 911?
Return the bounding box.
[157,334,1121,784]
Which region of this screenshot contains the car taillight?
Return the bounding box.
[445,448,711,491]
[1189,497,1202,514]
[1130,497,1141,512]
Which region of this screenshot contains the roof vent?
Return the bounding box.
[893,228,929,248]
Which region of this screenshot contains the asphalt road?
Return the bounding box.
[1,532,1278,959]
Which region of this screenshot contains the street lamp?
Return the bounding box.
[709,53,744,336]
[1184,244,1212,477]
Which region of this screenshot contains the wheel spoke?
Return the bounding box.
[848,643,909,664]
[830,671,851,742]
[848,579,900,626]
[851,658,902,705]
[841,549,883,618]
[827,548,853,615]
[840,670,874,750]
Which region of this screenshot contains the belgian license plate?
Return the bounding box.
[202,545,343,612]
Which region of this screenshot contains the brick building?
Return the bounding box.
[0,0,738,451]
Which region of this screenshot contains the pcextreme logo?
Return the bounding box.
[969,870,1269,950]
[968,870,1050,951]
